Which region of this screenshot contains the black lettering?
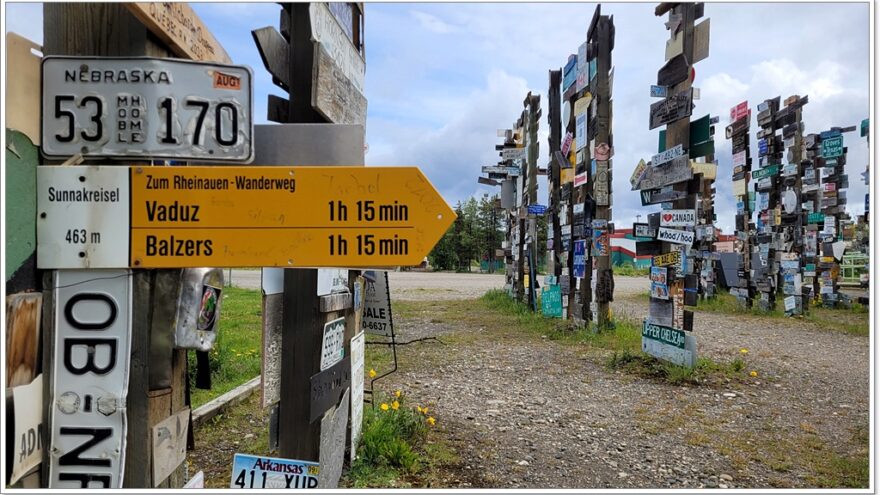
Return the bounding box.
[63,338,117,375]
[58,427,113,467]
[146,235,157,255]
[58,473,111,488]
[65,70,76,82]
[64,293,117,330]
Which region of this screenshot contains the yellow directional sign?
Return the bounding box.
[36,166,455,269]
[130,166,455,268]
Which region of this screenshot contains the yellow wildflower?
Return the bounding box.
[391,401,400,410]
[416,405,423,413]
[739,348,749,354]
[395,390,402,398]
[750,370,758,377]
[421,407,429,415]
[380,403,389,411]
[369,369,377,378]
[427,417,436,426]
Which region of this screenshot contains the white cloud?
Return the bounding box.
[410,10,457,34]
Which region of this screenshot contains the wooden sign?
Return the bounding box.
[310,3,367,125]
[693,18,710,63]
[38,166,455,269]
[310,355,351,422]
[630,158,648,188]
[691,161,717,180]
[665,30,683,60]
[633,155,692,190]
[152,408,190,486]
[128,3,232,63]
[649,89,693,130]
[657,53,689,87]
[641,186,687,205]
[593,161,610,206]
[253,27,290,90]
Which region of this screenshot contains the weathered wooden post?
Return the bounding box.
[41,4,232,488]
[586,6,615,330]
[633,2,711,367]
[524,93,541,310]
[727,100,753,308]
[779,94,809,315]
[753,96,783,312]
[252,3,367,485]
[547,70,563,282]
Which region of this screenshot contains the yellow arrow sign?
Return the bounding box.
[128,166,455,268]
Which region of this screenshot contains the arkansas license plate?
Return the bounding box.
[41,57,253,162]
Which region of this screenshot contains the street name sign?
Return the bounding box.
[481,165,521,176]
[751,164,779,180]
[41,57,253,162]
[822,135,843,158]
[651,144,685,167]
[642,321,695,367]
[37,166,455,269]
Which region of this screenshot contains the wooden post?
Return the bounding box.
[589,8,615,330]
[754,96,782,312]
[727,99,753,308]
[42,4,187,488]
[547,70,563,278]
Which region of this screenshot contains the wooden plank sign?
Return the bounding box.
[127,3,232,63]
[633,155,692,190]
[692,18,710,63]
[37,166,456,269]
[656,53,689,87]
[649,89,693,130]
[630,158,648,188]
[310,3,367,125]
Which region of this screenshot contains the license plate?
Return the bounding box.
[230,454,320,489]
[41,57,253,162]
[50,269,132,488]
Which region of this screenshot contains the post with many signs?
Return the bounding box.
[524,93,541,310]
[779,95,809,315]
[547,70,564,282]
[815,125,857,307]
[586,6,615,330]
[753,96,783,311]
[727,100,753,307]
[40,3,237,488]
[252,3,366,487]
[633,2,711,368]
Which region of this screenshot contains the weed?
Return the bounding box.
[613,263,651,277]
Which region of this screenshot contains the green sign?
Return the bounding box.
[657,116,715,157]
[541,285,563,318]
[642,321,686,349]
[822,135,843,158]
[861,118,869,138]
[808,212,825,224]
[751,164,779,180]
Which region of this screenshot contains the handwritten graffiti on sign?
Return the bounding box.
[649,88,693,130]
[632,155,692,190]
[656,227,695,246]
[594,161,610,206]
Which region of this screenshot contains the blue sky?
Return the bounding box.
[5,2,871,233]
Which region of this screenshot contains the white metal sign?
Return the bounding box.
[501,147,526,161]
[659,209,696,227]
[656,227,695,246]
[50,269,132,488]
[362,271,393,337]
[41,57,253,162]
[37,166,130,269]
[320,317,346,371]
[318,269,349,296]
[651,144,685,167]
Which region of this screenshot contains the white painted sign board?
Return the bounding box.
[50,269,132,488]
[659,209,696,227]
[362,271,393,337]
[37,166,130,269]
[656,227,695,245]
[11,374,44,485]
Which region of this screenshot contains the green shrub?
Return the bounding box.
[353,393,431,477]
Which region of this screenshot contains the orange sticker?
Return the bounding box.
[213,71,241,90]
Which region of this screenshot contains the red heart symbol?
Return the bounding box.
[663,213,673,222]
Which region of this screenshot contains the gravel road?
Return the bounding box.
[373,273,869,489]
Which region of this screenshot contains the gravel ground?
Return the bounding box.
[376,274,870,489]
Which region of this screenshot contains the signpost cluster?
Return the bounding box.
[779,94,809,316]
[727,100,753,307]
[752,97,783,311]
[631,2,714,368]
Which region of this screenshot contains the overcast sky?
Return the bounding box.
[6,2,871,233]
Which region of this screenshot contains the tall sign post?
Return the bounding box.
[40,3,232,487]
[727,100,753,307]
[547,70,564,283]
[779,95,809,315]
[586,6,616,330]
[633,2,712,368]
[524,93,541,310]
[753,96,782,311]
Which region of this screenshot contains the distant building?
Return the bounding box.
[611,228,736,267]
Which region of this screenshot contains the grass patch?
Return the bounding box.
[692,292,869,336]
[189,286,263,408]
[613,263,650,277]
[606,349,746,386]
[345,392,442,488]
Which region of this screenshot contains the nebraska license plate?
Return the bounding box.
[41,57,253,162]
